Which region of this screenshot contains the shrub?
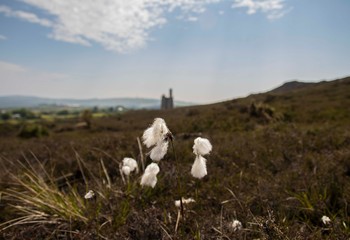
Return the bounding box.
[81,109,93,129]
[249,102,282,123]
[1,112,11,120]
[18,124,49,138]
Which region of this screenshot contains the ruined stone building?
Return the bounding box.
[161,89,174,109]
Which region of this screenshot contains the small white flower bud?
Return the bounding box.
[122,166,131,176]
[174,198,195,208]
[232,219,242,231]
[122,157,138,173]
[321,215,331,225]
[84,190,95,199]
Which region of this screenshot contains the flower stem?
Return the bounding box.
[170,139,185,222]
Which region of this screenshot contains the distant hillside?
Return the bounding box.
[103,76,349,137]
[242,76,350,123]
[124,76,350,128]
[0,96,193,109]
[269,80,317,94]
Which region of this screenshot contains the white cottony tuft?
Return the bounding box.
[121,157,138,177]
[174,198,195,208]
[140,163,160,188]
[142,118,172,162]
[191,155,207,179]
[191,137,212,179]
[142,118,169,148]
[321,215,331,225]
[193,137,212,156]
[142,127,156,148]
[122,157,138,173]
[150,141,169,162]
[232,219,242,231]
[122,166,131,176]
[84,190,95,199]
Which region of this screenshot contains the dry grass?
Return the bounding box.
[1,156,88,230]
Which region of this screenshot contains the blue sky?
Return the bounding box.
[0,0,349,103]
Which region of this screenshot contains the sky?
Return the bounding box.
[0,0,349,104]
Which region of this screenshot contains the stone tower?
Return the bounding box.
[161,89,174,109]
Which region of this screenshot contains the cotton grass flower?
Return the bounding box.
[142,118,170,148]
[231,219,242,231]
[122,157,138,174]
[150,141,169,161]
[191,137,212,179]
[121,158,138,181]
[142,118,172,162]
[321,215,331,225]
[174,197,196,233]
[84,190,95,199]
[191,155,207,179]
[193,137,212,156]
[122,166,131,176]
[174,198,195,208]
[140,163,160,188]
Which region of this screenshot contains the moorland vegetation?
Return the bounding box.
[0,77,350,239]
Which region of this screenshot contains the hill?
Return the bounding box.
[269,80,317,94]
[0,76,350,239]
[0,95,193,109]
[250,76,350,122]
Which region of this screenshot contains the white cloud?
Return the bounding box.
[0,35,7,40]
[0,5,52,27]
[267,6,292,20]
[232,0,286,19]
[0,0,289,53]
